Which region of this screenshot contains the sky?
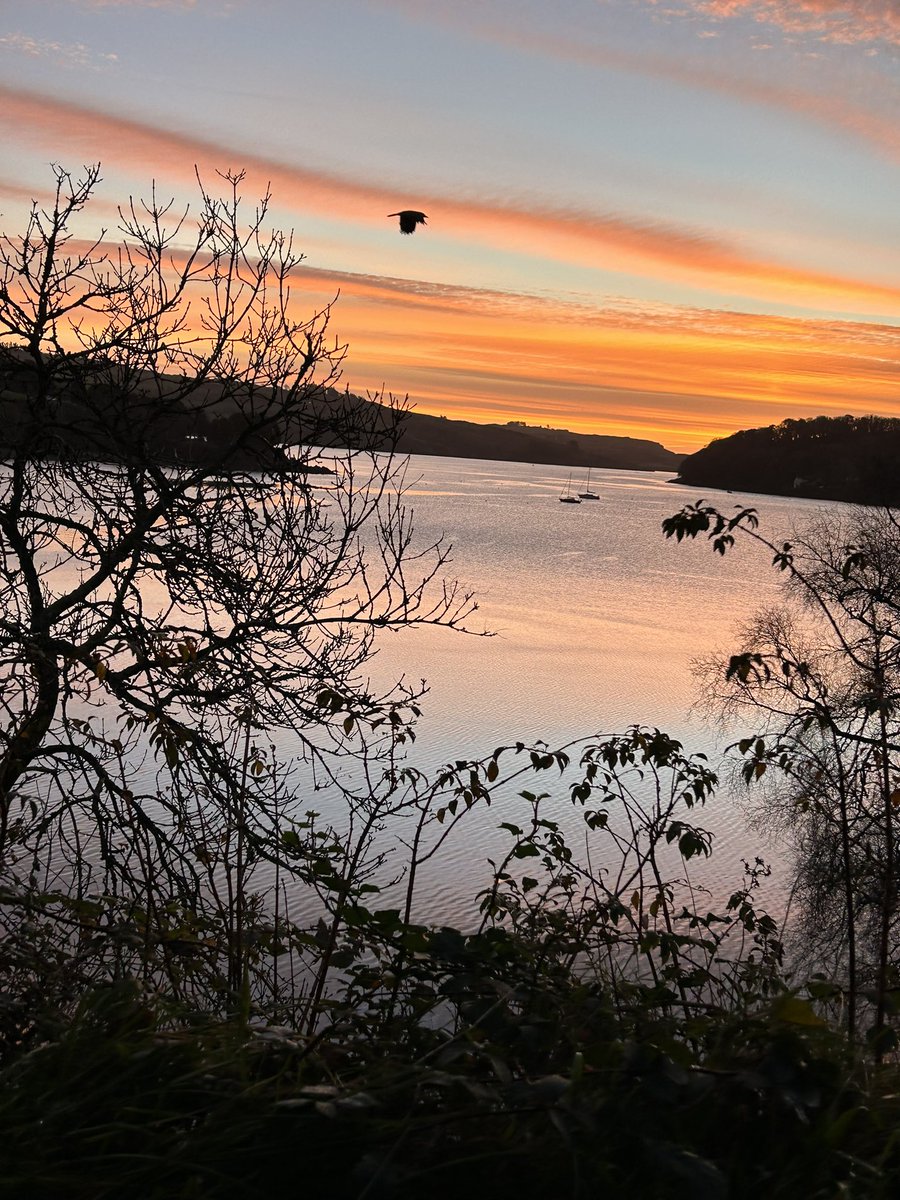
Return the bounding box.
[2,0,900,453]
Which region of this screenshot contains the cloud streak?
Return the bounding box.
[273,266,900,449]
[4,216,898,451]
[486,23,900,167]
[0,32,118,69]
[378,4,900,166]
[3,84,900,318]
[665,1,900,48]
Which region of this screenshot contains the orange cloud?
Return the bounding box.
[4,226,897,452]
[4,89,899,454]
[282,269,900,451]
[3,84,900,317]
[0,176,62,207]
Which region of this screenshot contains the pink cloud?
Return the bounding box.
[3,84,900,317]
[0,31,118,68]
[489,24,900,164]
[660,1,900,47]
[377,6,900,165]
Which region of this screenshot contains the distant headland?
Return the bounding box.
[673,414,900,506]
[386,407,683,472]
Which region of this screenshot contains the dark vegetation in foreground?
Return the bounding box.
[3,166,900,1197]
[674,414,900,505]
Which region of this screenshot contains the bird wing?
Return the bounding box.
[388,210,428,234]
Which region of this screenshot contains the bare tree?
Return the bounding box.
[0,164,474,1017]
[666,500,900,1049]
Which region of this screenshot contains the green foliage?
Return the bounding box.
[0,696,898,1197]
[662,499,759,554]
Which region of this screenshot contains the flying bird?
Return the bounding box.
[388,210,427,235]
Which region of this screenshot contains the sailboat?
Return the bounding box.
[559,473,581,504]
[578,468,599,500]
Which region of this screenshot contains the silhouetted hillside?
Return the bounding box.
[675,415,900,505]
[279,388,682,470]
[1,346,681,473]
[0,346,304,471]
[389,409,682,471]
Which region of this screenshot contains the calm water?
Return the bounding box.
[290,455,847,924]
[16,454,843,926]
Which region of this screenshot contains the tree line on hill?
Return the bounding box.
[675,414,900,505]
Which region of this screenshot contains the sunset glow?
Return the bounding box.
[2,0,900,453]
